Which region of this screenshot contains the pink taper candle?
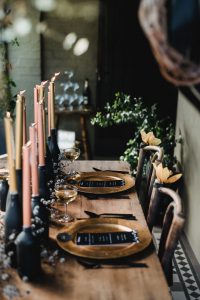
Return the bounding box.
[22,97,27,145]
[29,124,39,196]
[48,91,51,137]
[22,142,31,227]
[37,101,45,166]
[34,87,38,125]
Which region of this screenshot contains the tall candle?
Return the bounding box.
[49,72,60,130]
[40,81,48,155]
[34,87,38,125]
[22,142,31,227]
[15,94,23,169]
[42,103,46,156]
[22,97,27,145]
[29,124,39,196]
[37,101,45,166]
[47,91,51,137]
[49,81,55,130]
[4,115,17,192]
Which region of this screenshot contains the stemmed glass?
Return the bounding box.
[60,147,80,178]
[54,184,78,223]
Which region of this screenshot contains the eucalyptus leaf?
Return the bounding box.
[91,93,176,174]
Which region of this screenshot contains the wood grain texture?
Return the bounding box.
[0,161,171,300]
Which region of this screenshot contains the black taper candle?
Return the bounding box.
[16,169,22,212]
[49,129,60,164]
[45,142,54,201]
[38,165,47,200]
[0,179,9,212]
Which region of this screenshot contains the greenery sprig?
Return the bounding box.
[91,92,176,173]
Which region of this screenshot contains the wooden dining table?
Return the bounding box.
[0,160,172,300]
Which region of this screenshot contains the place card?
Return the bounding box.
[75,231,139,246]
[79,180,125,188]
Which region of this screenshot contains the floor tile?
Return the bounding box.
[153,228,200,300]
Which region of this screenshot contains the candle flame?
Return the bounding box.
[42,80,48,86]
[19,90,26,96]
[51,72,60,82]
[25,141,31,148]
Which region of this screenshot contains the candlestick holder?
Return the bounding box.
[16,227,41,281]
[0,179,9,212]
[31,195,49,242]
[4,192,22,268]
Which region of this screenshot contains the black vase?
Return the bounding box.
[0,179,9,212]
[4,192,22,268]
[48,129,60,164]
[16,227,41,280]
[31,195,49,242]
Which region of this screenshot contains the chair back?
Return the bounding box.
[135,145,164,216]
[147,185,185,285]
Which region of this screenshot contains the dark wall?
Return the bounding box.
[95,0,178,157]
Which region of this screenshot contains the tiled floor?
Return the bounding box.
[153,230,200,300]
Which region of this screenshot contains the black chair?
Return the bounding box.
[147,183,185,285]
[135,145,164,217]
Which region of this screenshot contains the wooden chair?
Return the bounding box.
[135,145,164,217]
[147,183,185,285]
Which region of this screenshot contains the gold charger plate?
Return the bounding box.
[70,171,135,194]
[56,218,152,259]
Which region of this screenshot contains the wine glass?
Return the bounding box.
[60,147,80,177]
[54,184,78,223]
